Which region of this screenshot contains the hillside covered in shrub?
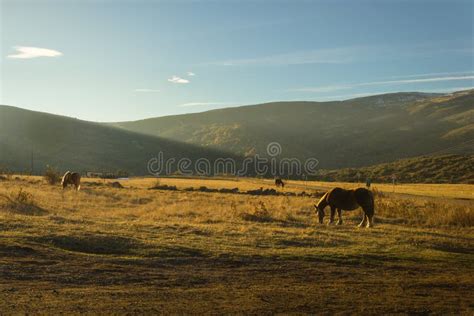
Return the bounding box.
[319,154,473,184]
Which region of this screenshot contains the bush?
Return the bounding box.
[0,166,12,180]
[44,165,61,185]
[13,188,33,204]
[149,179,178,191]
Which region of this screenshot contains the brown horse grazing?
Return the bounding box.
[275,178,285,188]
[313,187,374,228]
[61,171,81,191]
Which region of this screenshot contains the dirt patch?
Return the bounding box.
[150,245,208,258]
[7,204,48,216]
[0,244,36,256]
[109,182,124,189]
[30,234,144,255]
[150,184,322,198]
[276,237,353,248]
[149,184,178,191]
[131,197,153,205]
[430,243,474,254]
[48,215,94,225]
[85,181,104,187]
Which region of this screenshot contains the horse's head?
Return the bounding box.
[313,204,325,224]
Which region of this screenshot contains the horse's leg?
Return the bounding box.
[328,206,335,225]
[336,209,343,225]
[362,206,374,228]
[358,213,367,228]
[366,215,373,228]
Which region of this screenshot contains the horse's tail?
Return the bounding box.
[367,189,375,216]
[366,189,375,227]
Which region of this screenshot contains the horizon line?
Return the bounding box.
[1,88,472,123]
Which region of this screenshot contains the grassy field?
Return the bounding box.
[288,179,474,200]
[0,176,473,314]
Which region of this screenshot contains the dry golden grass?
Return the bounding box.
[0,176,473,314]
[296,179,474,199]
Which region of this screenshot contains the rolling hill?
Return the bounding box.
[1,89,473,178]
[0,106,241,176]
[318,154,474,184]
[111,90,474,169]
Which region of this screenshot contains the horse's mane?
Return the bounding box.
[316,191,329,209]
[61,171,71,185]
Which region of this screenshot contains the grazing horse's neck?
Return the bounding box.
[317,193,328,209]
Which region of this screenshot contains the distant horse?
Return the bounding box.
[313,187,374,228]
[275,178,285,188]
[61,171,81,191]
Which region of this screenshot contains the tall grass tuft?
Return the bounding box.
[0,188,47,216]
[239,201,273,222]
[44,165,61,185]
[375,196,473,227]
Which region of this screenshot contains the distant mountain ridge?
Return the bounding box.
[111,90,474,169]
[1,90,472,176]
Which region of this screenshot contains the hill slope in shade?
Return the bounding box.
[112,90,474,169]
[0,106,239,175]
[319,154,474,184]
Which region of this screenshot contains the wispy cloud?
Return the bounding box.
[291,75,474,93]
[187,72,196,76]
[204,47,359,66]
[179,102,230,107]
[7,46,63,59]
[168,76,189,84]
[390,70,474,79]
[203,39,473,67]
[134,88,160,93]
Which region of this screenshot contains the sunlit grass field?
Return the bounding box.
[0,176,473,314]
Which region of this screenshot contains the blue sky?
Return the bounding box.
[1,0,473,122]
